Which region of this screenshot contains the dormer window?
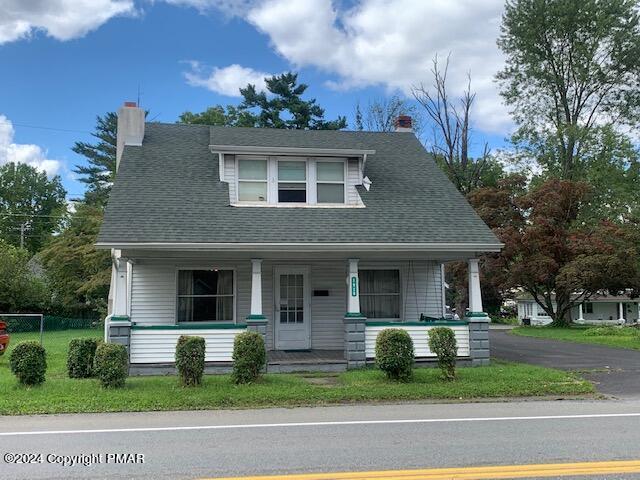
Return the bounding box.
[232,155,356,207]
[278,160,307,203]
[238,158,268,202]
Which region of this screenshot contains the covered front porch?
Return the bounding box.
[105,248,491,373]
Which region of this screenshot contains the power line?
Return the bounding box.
[0,119,93,135]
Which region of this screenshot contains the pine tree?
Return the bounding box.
[72,112,117,206]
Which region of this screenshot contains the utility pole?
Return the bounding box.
[20,222,25,249]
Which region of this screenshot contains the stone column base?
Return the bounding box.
[108,316,131,356]
[466,313,490,366]
[246,316,268,342]
[344,315,367,369]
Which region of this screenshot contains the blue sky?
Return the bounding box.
[0,0,510,199]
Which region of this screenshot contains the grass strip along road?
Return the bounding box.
[0,329,593,415]
[208,460,640,480]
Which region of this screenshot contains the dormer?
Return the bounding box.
[210,145,375,208]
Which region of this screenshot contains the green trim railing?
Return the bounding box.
[131,323,248,330]
[365,320,469,327]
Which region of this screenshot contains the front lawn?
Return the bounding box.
[0,329,594,415]
[512,326,640,350]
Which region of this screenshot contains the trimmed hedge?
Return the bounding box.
[428,327,458,381]
[94,343,128,389]
[10,341,47,386]
[175,335,206,386]
[232,331,266,384]
[375,328,414,381]
[67,338,101,378]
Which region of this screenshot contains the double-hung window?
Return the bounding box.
[177,269,234,322]
[317,161,345,203]
[238,158,268,202]
[278,160,307,202]
[359,269,400,319]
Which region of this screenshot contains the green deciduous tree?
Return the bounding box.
[470,178,640,326]
[0,162,66,252]
[179,105,257,127]
[497,0,640,180]
[39,203,110,318]
[0,240,50,313]
[180,72,347,130]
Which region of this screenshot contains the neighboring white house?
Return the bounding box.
[98,104,503,374]
[517,294,640,326]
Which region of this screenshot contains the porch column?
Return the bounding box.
[344,258,366,369]
[465,258,490,366]
[468,258,483,313]
[249,259,264,318]
[618,302,625,323]
[578,303,584,321]
[346,258,361,316]
[108,249,131,354]
[246,259,267,340]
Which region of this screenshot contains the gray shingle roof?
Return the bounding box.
[98,123,500,247]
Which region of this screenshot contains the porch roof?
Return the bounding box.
[98,123,501,250]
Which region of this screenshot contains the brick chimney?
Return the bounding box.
[116,101,145,172]
[394,115,412,132]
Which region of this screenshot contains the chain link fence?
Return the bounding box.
[0,314,100,334]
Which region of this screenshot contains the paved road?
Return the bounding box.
[2,400,640,479]
[491,329,640,397]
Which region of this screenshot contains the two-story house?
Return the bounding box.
[97,102,502,374]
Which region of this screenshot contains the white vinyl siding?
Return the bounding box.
[130,328,246,363]
[365,324,470,358]
[347,158,364,206]
[129,258,445,351]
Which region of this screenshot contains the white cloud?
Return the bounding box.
[243,0,509,133]
[0,0,135,44]
[0,115,62,176]
[162,0,257,16]
[184,62,270,97]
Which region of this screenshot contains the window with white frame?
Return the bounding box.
[177,269,234,322]
[234,157,348,205]
[584,302,593,314]
[317,161,345,203]
[278,160,307,202]
[359,269,400,319]
[238,158,268,202]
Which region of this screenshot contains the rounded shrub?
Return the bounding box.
[428,327,458,381]
[94,343,128,389]
[67,338,101,378]
[175,335,206,386]
[232,331,266,384]
[375,328,414,381]
[10,341,47,386]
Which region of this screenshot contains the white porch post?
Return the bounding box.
[619,302,625,323]
[112,250,129,318]
[249,259,264,318]
[468,258,483,314]
[346,258,362,316]
[107,249,132,353]
[578,303,584,321]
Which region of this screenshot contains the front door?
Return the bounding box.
[274,267,310,350]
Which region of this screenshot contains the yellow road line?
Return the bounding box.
[205,459,640,480]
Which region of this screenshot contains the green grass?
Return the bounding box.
[0,329,594,415]
[512,326,640,350]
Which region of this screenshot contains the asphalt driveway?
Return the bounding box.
[490,328,640,398]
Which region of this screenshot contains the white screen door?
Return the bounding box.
[274,267,310,350]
